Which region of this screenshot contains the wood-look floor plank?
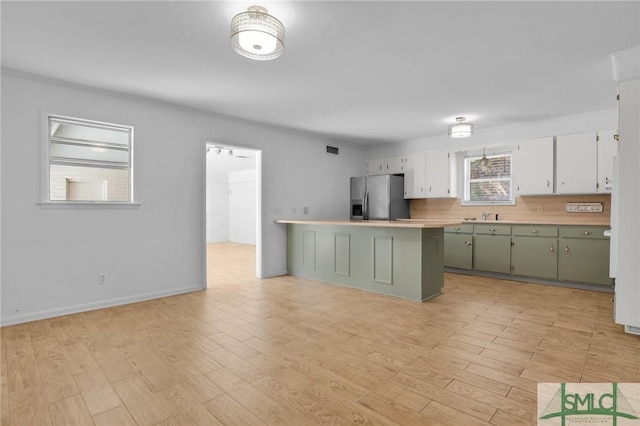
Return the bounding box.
[8,386,52,426]
[7,353,41,393]
[48,393,94,426]
[112,375,173,426]
[156,384,225,425]
[92,405,137,426]
[421,400,493,426]
[204,394,266,426]
[73,367,122,416]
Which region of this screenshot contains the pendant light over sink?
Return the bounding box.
[230,6,285,60]
[448,116,475,138]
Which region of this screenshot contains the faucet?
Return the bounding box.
[482,211,491,220]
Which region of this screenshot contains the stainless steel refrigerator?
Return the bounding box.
[350,175,410,220]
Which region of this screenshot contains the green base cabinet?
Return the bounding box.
[286,224,445,302]
[558,226,612,287]
[473,225,512,274]
[444,225,473,270]
[510,225,558,280]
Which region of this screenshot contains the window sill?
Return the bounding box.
[38,201,141,209]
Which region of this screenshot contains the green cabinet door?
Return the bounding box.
[511,236,558,279]
[444,233,473,269]
[473,235,511,274]
[558,237,612,286]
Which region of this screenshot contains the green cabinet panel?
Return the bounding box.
[444,233,473,269]
[474,235,511,274]
[512,225,558,237]
[334,233,350,276]
[511,236,558,279]
[558,227,612,286]
[372,236,393,285]
[559,226,610,239]
[303,231,316,270]
[474,224,512,235]
[445,224,474,234]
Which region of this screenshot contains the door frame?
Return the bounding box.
[203,140,263,288]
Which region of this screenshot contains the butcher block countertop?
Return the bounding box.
[275,219,462,228]
[400,219,610,226]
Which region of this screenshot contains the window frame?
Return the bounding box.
[461,148,515,206]
[41,113,136,206]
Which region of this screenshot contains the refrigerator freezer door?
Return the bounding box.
[350,176,366,220]
[367,175,391,220]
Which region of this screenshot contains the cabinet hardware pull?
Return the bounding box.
[583,231,592,236]
[454,227,460,230]
[465,242,472,246]
[550,245,555,252]
[531,230,538,233]
[565,246,570,252]
[490,228,496,232]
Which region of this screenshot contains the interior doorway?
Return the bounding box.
[205,143,261,287]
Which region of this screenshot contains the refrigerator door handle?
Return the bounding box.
[363,191,368,220]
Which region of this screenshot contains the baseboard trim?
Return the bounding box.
[0,284,203,327]
[262,269,288,278]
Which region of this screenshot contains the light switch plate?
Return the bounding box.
[566,202,603,213]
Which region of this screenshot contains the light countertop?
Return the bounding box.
[275,219,462,229]
[403,219,610,227]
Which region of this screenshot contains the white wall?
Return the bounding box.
[206,171,229,243]
[0,71,365,325]
[229,169,256,245]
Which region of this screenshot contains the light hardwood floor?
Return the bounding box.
[2,242,639,425]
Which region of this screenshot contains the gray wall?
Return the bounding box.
[0,71,365,325]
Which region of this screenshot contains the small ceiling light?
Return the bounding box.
[448,117,475,138]
[230,6,285,61]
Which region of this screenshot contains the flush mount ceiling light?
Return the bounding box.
[448,117,475,138]
[230,5,284,61]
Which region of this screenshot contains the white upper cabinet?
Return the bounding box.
[366,156,403,175]
[596,129,618,193]
[403,152,426,199]
[425,149,451,198]
[556,131,598,194]
[385,156,403,174]
[366,158,385,175]
[516,137,554,195]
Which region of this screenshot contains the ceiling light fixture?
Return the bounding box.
[448,117,475,138]
[230,6,285,61]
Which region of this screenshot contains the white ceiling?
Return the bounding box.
[2,1,639,146]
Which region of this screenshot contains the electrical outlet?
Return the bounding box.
[99,273,107,285]
[303,206,309,215]
[536,205,544,213]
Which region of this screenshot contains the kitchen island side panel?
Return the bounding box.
[286,224,444,301]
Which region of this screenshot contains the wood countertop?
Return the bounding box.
[399,219,610,226]
[275,219,462,228]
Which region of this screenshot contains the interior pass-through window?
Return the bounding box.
[48,115,133,203]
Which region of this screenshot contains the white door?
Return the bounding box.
[597,129,618,193]
[516,136,554,195]
[425,149,450,198]
[556,132,597,194]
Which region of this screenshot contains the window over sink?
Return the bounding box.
[462,150,514,206]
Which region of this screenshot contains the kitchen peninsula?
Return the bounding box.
[276,219,461,302]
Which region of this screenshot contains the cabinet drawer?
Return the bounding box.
[512,226,558,237]
[559,226,609,239]
[474,224,512,235]
[445,224,474,234]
